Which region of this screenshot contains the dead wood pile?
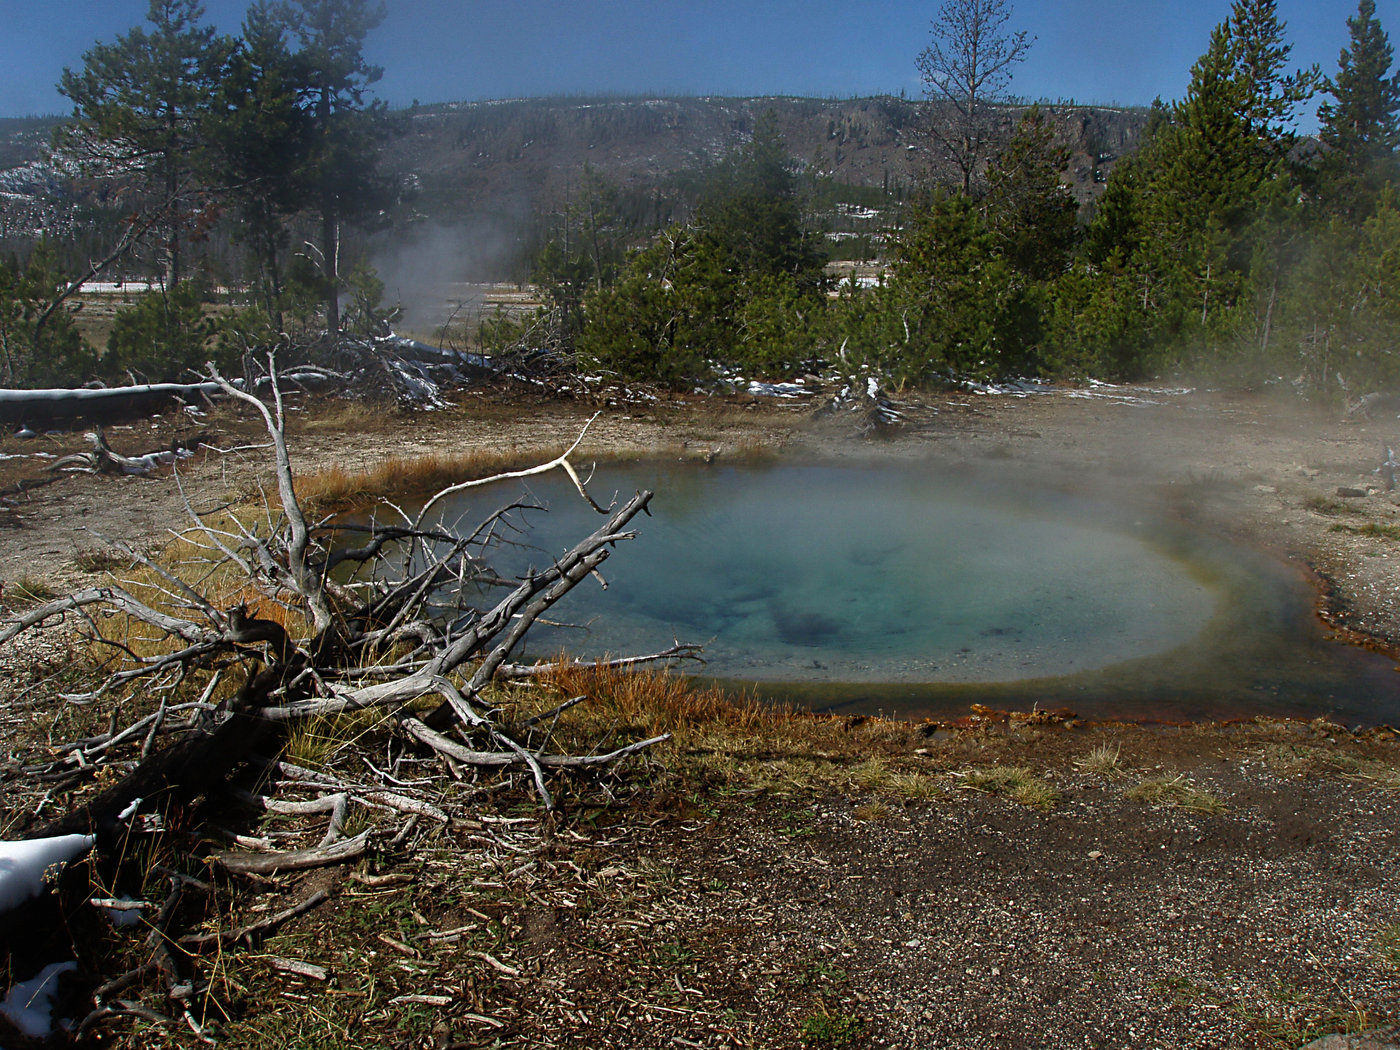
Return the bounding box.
[0,354,698,1043]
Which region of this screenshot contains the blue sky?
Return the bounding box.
[1,1,1395,130]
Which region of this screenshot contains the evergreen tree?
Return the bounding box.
[210,1,313,329]
[280,0,391,334]
[0,242,95,387]
[58,0,234,285]
[694,115,827,295]
[981,105,1078,280]
[879,189,1032,382]
[1079,0,1313,369]
[532,164,630,352]
[576,122,828,383]
[1228,0,1316,148]
[1319,0,1400,212]
[105,279,220,382]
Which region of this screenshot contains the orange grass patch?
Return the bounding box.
[542,661,779,738]
[294,447,568,512]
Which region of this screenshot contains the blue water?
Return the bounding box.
[420,460,1400,725]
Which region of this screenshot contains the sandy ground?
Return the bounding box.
[3,382,1400,1050]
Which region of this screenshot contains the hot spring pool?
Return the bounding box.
[422,460,1400,725]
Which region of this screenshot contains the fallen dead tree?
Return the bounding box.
[0,380,225,430]
[0,354,698,1042]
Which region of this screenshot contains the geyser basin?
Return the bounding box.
[433,461,1400,725]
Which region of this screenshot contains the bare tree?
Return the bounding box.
[917,0,1033,195]
[0,358,699,1038]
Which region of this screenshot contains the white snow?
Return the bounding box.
[1,961,76,1038]
[0,834,94,913]
[80,281,160,294]
[746,380,812,399]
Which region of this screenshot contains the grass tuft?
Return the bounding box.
[6,575,59,605]
[959,765,1060,809]
[283,708,394,771]
[851,802,892,822]
[1329,521,1400,541]
[1377,924,1400,969]
[1076,742,1126,778]
[1126,774,1227,814]
[799,1009,863,1046]
[73,548,128,574]
[1262,745,1400,789]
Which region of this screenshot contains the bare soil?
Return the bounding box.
[2,381,1400,1050]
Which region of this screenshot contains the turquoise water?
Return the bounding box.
[425,460,1400,724]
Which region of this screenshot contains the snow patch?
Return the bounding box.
[746,380,813,399]
[0,834,94,913]
[1,961,76,1038]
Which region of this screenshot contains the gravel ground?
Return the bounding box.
[2,381,1400,1049]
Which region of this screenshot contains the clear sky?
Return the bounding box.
[0,1,1396,130]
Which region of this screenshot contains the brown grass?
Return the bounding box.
[294,447,558,511]
[540,661,774,741]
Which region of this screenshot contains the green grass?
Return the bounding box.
[799,1009,863,1046]
[1126,774,1226,814]
[959,765,1061,810]
[1328,521,1400,540]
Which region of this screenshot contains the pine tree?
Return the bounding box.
[210,2,313,330]
[1319,0,1400,212]
[281,0,391,334]
[981,105,1078,280]
[695,115,827,295]
[1228,0,1315,147]
[58,0,234,285]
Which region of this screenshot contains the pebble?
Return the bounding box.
[1300,1028,1400,1050]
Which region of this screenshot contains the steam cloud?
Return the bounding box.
[372,214,530,338]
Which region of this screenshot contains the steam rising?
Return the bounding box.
[372,215,531,337]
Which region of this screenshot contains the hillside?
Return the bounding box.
[0,95,1148,284]
[384,94,1145,224]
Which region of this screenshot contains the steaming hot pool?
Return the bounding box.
[418,460,1400,725]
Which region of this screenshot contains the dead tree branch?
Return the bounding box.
[2,358,698,1040]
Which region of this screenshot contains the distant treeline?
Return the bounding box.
[488,0,1400,397]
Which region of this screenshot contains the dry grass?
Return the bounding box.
[1126,774,1227,814]
[297,399,390,433]
[294,447,564,512]
[1075,742,1126,778]
[72,548,130,574]
[283,707,397,770]
[958,765,1061,810]
[1377,925,1400,969]
[851,801,893,822]
[541,661,769,741]
[535,664,943,802]
[6,575,60,605]
[1261,743,1328,778]
[1261,744,1400,790]
[1336,755,1400,791]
